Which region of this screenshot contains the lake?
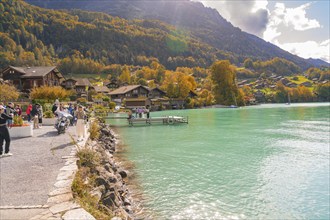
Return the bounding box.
[109,103,330,219]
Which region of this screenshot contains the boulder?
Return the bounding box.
[102,191,116,207]
[118,170,128,179]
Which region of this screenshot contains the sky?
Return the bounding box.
[198,0,330,63]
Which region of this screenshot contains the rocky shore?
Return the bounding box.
[81,123,138,219]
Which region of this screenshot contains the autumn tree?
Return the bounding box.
[275,81,289,103]
[0,84,20,101]
[210,60,239,106]
[315,82,330,101]
[30,86,71,102]
[118,66,131,84]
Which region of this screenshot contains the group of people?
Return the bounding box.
[52,101,87,141]
[134,107,150,119]
[0,100,88,158]
[26,103,43,129]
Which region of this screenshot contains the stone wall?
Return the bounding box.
[85,124,136,219]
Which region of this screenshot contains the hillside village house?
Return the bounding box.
[104,79,120,90]
[1,66,64,92]
[61,78,94,98]
[93,86,111,96]
[109,85,169,108]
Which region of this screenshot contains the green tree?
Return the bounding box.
[210,60,239,105]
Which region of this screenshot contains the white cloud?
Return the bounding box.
[264,2,321,41]
[201,0,269,37]
[263,2,328,63]
[278,40,330,63]
[285,3,321,31]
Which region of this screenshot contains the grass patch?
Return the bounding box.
[72,148,113,219]
[72,168,113,220]
[89,119,101,140]
[76,148,100,169]
[289,75,310,84]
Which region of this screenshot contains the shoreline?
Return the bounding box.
[111,126,154,219]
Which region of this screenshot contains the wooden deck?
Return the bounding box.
[103,114,188,126]
[128,116,188,126]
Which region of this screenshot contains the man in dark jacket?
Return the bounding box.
[0,105,13,157]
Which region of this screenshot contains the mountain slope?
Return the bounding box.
[25,0,329,69]
[0,0,239,71]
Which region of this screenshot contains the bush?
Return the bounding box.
[0,84,19,101]
[76,148,100,169]
[30,86,71,102]
[13,115,24,126]
[108,101,116,109]
[77,97,87,105]
[102,96,110,102]
[44,110,54,118]
[89,119,100,140]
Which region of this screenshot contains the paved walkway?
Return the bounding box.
[0,125,78,219]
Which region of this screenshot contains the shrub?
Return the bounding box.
[44,110,54,118]
[0,84,19,101]
[77,97,87,105]
[89,119,100,140]
[76,148,100,169]
[30,86,71,102]
[13,115,24,126]
[108,101,116,109]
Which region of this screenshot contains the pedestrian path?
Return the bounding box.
[0,125,89,219]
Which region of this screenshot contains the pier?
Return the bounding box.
[104,115,188,126]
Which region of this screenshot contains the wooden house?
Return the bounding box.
[93,86,111,95]
[104,79,120,90]
[109,85,149,100]
[1,66,64,92]
[61,78,94,97]
[147,87,166,99]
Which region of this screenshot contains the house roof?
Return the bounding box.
[9,66,60,78]
[109,85,144,95]
[94,86,110,93]
[73,78,92,87]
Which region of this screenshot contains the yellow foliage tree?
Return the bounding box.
[0,84,19,101]
[30,86,71,102]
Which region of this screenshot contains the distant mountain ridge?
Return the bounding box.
[25,0,329,69]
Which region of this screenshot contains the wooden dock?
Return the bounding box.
[128,116,188,126]
[104,115,188,126]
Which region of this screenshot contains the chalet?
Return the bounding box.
[148,87,166,99]
[1,66,64,92]
[125,98,151,109]
[300,81,313,87]
[61,78,93,97]
[109,85,149,100]
[104,79,120,90]
[93,86,111,95]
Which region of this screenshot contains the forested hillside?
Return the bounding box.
[26,0,329,69]
[0,0,239,72]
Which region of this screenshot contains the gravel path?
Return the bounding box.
[0,125,77,207]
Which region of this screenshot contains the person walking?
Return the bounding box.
[75,105,86,142]
[0,105,13,157]
[26,104,32,122]
[30,104,39,129]
[15,104,22,116]
[36,104,43,128]
[5,102,15,127]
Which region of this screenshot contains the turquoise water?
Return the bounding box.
[110,103,330,219]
